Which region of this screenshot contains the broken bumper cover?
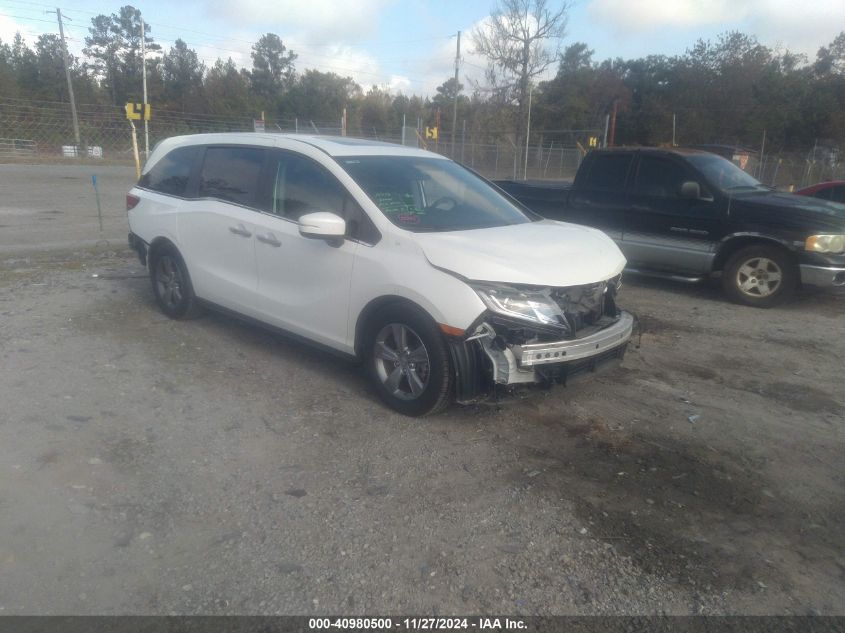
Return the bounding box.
[448,311,634,404]
[513,311,634,367]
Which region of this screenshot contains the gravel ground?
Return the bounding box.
[0,163,135,254]
[0,163,843,616]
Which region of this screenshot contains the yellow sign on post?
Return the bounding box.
[425,126,438,140]
[125,103,151,121]
[588,136,598,148]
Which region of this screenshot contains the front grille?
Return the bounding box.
[551,281,608,333]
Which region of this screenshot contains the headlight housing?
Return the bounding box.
[471,283,569,331]
[805,234,845,254]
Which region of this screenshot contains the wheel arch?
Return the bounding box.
[712,234,796,273]
[353,295,439,359]
[147,236,181,263]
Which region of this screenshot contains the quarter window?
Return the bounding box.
[139,145,199,196]
[198,146,265,207]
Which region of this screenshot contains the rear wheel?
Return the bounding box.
[364,304,453,416]
[722,244,797,308]
[149,245,203,319]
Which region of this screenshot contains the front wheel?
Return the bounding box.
[722,244,797,308]
[364,304,453,416]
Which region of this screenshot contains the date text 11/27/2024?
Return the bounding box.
[308,618,527,630]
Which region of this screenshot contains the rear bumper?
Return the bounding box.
[128,232,148,266]
[800,264,845,288]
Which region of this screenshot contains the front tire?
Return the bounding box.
[722,244,797,308]
[149,245,203,319]
[364,304,453,416]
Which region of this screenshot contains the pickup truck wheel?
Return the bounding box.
[722,245,797,308]
[149,246,203,319]
[364,305,452,417]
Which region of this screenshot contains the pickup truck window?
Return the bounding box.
[582,154,633,192]
[686,153,765,194]
[338,156,534,233]
[634,156,686,197]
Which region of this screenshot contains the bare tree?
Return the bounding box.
[472,0,571,147]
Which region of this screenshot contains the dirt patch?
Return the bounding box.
[742,380,841,414]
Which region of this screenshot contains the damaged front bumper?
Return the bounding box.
[448,311,634,405]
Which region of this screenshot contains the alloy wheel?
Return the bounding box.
[155,255,184,310]
[736,256,783,298]
[373,323,431,401]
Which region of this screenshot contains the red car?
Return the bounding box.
[795,181,845,204]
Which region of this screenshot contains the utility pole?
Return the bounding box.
[451,31,461,159]
[523,85,533,180]
[608,99,618,148]
[672,113,676,146]
[140,17,149,157]
[50,8,81,153]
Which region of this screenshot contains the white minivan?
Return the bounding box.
[127,133,633,415]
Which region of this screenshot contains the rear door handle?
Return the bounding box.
[256,232,281,247]
[229,224,252,237]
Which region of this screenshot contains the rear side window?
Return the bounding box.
[198,146,266,207]
[582,154,633,192]
[139,145,199,196]
[812,188,833,201]
[832,186,845,204]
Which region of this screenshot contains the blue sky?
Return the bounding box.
[1,0,843,96]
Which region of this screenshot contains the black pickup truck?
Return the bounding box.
[496,148,845,307]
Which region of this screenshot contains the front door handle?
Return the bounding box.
[229,224,252,237]
[256,232,281,247]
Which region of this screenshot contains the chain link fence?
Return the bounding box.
[3,97,842,188]
[0,98,589,181]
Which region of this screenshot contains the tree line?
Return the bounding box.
[0,3,843,154]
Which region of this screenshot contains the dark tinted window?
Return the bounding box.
[198,146,265,207]
[831,186,845,204]
[139,145,198,196]
[634,156,687,197]
[811,188,833,201]
[582,154,633,192]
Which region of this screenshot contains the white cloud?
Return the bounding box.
[204,0,393,46]
[588,0,738,31]
[0,14,42,45]
[587,0,845,56]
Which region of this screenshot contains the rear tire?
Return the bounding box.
[149,245,203,319]
[364,304,453,416]
[722,244,797,308]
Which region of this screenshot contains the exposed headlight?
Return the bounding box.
[470,283,567,329]
[805,234,845,253]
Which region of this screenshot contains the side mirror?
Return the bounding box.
[298,212,346,241]
[680,181,701,199]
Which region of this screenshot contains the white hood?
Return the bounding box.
[414,220,626,287]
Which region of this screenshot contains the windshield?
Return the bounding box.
[686,153,766,193]
[336,155,536,232]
